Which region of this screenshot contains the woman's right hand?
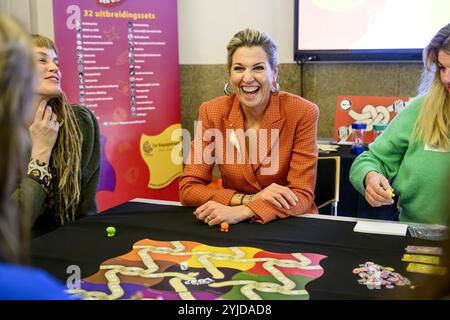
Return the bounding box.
[253,183,298,209]
[364,171,395,207]
[29,101,60,164]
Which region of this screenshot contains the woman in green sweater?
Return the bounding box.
[350,23,450,225]
[13,34,100,236]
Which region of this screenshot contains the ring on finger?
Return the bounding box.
[205,215,212,222]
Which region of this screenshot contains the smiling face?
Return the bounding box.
[230,46,278,113]
[438,50,450,93]
[35,46,62,99]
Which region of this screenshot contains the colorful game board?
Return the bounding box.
[69,239,327,300]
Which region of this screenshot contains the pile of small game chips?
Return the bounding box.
[353,261,412,290]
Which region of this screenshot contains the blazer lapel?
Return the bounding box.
[253,95,286,172]
[223,97,262,190]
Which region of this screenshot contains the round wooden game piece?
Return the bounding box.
[220,222,229,232]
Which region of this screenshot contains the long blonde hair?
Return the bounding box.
[0,15,36,263]
[31,34,82,225]
[414,23,450,149]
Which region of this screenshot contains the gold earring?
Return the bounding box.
[223,82,233,96]
[271,82,280,95]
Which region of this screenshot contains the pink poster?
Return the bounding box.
[52,0,182,211]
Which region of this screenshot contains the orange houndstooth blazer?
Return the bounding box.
[179,91,319,223]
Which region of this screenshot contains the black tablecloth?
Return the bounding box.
[320,144,398,220]
[30,202,439,300]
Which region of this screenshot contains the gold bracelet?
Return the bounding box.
[240,194,245,205]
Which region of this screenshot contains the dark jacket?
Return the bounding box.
[13,105,100,236]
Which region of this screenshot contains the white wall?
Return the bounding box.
[29,0,54,38]
[178,0,294,64]
[1,0,295,64]
[0,0,54,36]
[0,0,32,30]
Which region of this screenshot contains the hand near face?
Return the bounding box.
[364,171,395,207]
[29,100,60,164]
[193,201,254,226]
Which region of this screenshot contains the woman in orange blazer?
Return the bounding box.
[179,28,319,225]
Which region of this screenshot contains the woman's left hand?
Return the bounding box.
[193,201,254,226]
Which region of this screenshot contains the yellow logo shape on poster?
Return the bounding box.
[140,124,183,189]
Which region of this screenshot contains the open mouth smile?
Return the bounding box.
[241,86,260,95]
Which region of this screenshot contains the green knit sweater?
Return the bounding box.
[350,97,449,225]
[13,105,100,235]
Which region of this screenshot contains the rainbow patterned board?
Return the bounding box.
[69,239,327,300]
